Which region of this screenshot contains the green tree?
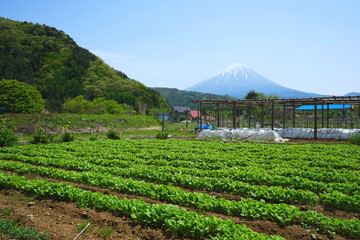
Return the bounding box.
[62,95,88,113]
[244,90,265,100]
[88,98,125,114]
[0,79,44,113]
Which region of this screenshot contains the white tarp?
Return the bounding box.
[198,127,360,141]
[197,128,287,142]
[277,128,360,139]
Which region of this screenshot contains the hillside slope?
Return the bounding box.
[153,87,237,108]
[0,17,164,112]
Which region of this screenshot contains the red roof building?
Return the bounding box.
[190,110,215,121]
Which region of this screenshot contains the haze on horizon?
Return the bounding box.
[1,0,359,96]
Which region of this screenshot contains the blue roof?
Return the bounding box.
[296,104,352,110]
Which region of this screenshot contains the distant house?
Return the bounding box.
[190,110,215,123]
[190,110,201,123]
[205,115,216,121]
[172,106,191,122]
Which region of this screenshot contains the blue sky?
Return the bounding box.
[1,0,359,95]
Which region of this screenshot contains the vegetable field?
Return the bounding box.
[0,139,360,239]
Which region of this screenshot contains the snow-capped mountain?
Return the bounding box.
[186,63,324,99]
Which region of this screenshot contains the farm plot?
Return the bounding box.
[0,139,360,239]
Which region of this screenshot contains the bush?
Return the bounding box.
[61,131,74,142]
[62,95,125,114]
[32,130,54,144]
[62,95,88,113]
[106,130,120,140]
[0,119,18,147]
[156,131,169,139]
[349,133,360,146]
[89,136,97,141]
[0,79,44,113]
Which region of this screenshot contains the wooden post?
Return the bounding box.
[321,103,324,128]
[217,104,220,128]
[314,101,318,139]
[232,103,236,129]
[292,104,296,128]
[271,100,274,130]
[283,103,286,129]
[200,102,203,131]
[261,105,264,128]
[344,104,346,129]
[327,104,330,128]
[186,106,189,130]
[248,105,251,128]
[162,106,165,132]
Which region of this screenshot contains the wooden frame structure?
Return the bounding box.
[192,95,360,139]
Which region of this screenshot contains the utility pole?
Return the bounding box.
[186,106,189,130]
[162,105,165,132]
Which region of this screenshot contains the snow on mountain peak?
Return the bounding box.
[214,63,251,80]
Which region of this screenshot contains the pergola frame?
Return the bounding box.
[192,95,360,139]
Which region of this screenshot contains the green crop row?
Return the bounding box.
[142,164,360,195]
[2,148,360,211]
[1,160,360,238]
[4,148,360,212]
[0,154,319,205]
[2,140,360,184]
[1,149,359,190]
[2,148,359,197]
[2,138,360,166]
[0,171,283,240]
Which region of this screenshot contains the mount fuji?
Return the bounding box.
[186,63,325,99]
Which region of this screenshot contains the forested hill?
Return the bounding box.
[153,87,237,109]
[0,17,164,112]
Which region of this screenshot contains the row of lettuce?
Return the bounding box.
[0,140,359,212]
[0,171,283,240]
[0,160,359,239]
[0,139,359,239]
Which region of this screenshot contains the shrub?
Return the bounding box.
[106,130,120,140]
[0,119,18,147]
[89,136,97,141]
[156,131,169,139]
[0,79,44,113]
[349,133,360,146]
[32,130,54,144]
[61,131,74,142]
[62,95,88,113]
[62,95,125,114]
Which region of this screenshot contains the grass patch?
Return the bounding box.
[349,132,360,146]
[0,208,12,218]
[76,220,92,234]
[0,113,161,132]
[98,226,114,239]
